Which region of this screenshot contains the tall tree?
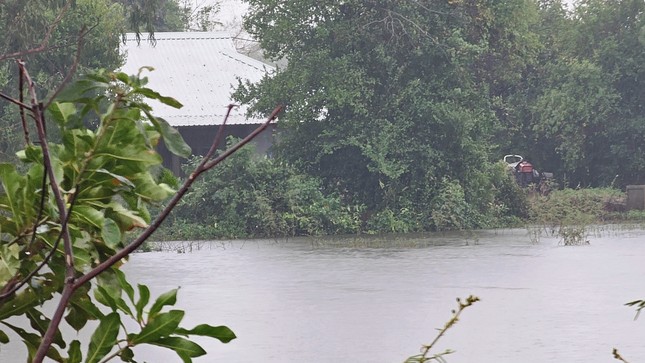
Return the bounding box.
[237,0,541,230]
[528,0,644,186]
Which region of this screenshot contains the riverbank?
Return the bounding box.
[150,187,645,243]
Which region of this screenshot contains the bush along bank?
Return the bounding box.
[151,142,644,242]
[152,144,527,241]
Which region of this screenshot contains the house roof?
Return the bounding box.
[120,32,274,126]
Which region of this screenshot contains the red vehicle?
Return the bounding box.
[504,155,553,189]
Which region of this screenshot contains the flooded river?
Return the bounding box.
[2,228,645,362]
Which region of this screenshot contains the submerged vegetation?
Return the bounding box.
[526,187,643,245]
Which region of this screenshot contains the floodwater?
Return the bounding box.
[2,228,645,362]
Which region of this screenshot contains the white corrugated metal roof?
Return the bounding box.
[120,32,273,126]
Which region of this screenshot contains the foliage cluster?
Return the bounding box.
[159,138,363,239]
[157,157,529,241]
[529,187,625,225]
[0,69,235,362]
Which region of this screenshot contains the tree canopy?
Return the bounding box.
[235,0,644,229]
[235,0,550,230]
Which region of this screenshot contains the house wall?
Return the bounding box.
[158,124,277,175]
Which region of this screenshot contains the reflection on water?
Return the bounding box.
[2,228,645,362]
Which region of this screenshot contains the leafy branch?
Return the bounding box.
[405,295,480,363]
[625,299,645,320]
[0,60,281,363]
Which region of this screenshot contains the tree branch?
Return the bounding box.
[20,61,77,363]
[0,92,32,110]
[19,67,29,145]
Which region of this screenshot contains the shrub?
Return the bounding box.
[164,138,363,239]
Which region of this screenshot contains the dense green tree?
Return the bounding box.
[236,0,543,230]
[572,0,645,186]
[523,0,644,186]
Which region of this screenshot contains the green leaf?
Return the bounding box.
[134,87,183,108]
[72,205,106,230]
[148,288,178,319]
[95,168,136,189]
[150,337,207,360]
[47,102,77,128]
[0,163,25,228]
[115,269,135,303]
[0,243,21,284]
[148,115,191,158]
[101,217,122,249]
[72,246,94,272]
[26,308,66,348]
[95,147,161,165]
[127,172,172,202]
[68,340,82,363]
[176,324,236,343]
[135,284,150,323]
[0,288,40,320]
[3,322,64,361]
[65,304,90,331]
[18,145,43,163]
[115,72,131,84]
[86,312,121,363]
[94,285,118,311]
[131,310,184,344]
[56,78,109,103]
[116,297,135,318]
[0,329,9,344]
[97,267,123,300]
[70,286,105,315]
[105,201,149,229]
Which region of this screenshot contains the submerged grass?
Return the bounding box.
[527,187,645,245]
